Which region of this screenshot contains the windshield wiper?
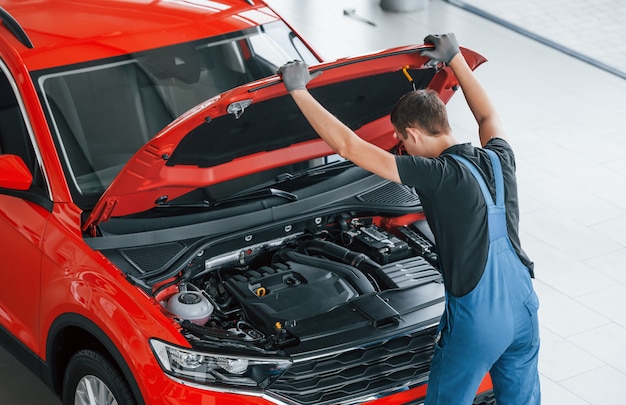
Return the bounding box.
[281,160,354,182]
[156,187,298,209]
[243,160,354,194]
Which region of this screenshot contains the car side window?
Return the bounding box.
[0,63,48,197]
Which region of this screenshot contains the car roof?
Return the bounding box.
[0,0,279,71]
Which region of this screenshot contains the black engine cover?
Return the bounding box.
[224,262,358,336]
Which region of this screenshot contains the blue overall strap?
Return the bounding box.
[451,149,507,241]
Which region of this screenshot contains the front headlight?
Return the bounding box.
[149,339,292,388]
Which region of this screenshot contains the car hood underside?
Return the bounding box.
[84,45,486,231]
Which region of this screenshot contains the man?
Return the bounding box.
[277,33,540,404]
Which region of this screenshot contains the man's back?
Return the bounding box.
[395,138,533,296]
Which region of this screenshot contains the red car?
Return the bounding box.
[0,1,492,404]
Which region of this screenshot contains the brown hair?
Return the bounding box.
[390,89,451,139]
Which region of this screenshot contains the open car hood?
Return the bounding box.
[84,45,486,231]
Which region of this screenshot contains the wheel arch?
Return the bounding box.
[45,313,146,405]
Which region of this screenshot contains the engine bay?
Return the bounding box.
[152,214,444,352]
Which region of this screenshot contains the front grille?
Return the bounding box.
[268,327,437,405]
[402,390,496,405]
[473,390,497,405]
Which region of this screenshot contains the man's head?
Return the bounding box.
[390,89,451,139]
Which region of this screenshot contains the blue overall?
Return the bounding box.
[425,149,541,405]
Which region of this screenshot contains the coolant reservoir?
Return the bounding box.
[166,291,213,325]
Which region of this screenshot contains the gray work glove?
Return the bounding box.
[277,60,318,92]
[420,33,460,65]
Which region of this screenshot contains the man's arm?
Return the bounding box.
[278,62,401,183]
[422,33,506,146]
[448,53,506,146]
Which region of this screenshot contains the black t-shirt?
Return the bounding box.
[395,138,534,297]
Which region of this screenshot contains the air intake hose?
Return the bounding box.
[275,247,376,295]
[297,239,396,290]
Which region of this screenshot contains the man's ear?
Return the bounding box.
[405,127,421,144]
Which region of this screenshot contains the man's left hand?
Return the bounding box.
[420,33,460,65]
[277,61,318,92]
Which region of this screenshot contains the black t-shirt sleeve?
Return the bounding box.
[395,154,443,195]
[485,137,516,170]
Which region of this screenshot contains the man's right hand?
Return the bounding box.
[277,60,317,93]
[420,33,460,65]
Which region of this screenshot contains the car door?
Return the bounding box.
[0,60,49,358]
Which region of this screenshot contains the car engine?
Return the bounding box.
[152,215,442,351]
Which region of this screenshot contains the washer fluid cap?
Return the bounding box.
[166,291,213,325]
[179,292,201,305]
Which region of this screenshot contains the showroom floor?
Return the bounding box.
[447,0,626,80]
[2,0,626,403]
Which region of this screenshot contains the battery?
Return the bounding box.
[351,225,412,264]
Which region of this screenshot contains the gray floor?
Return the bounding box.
[3,0,626,403]
[448,0,626,80]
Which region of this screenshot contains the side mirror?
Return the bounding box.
[0,154,33,191]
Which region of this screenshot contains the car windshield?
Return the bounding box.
[34,21,318,209]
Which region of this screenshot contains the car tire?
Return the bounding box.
[62,348,137,405]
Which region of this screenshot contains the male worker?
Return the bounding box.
[277,33,540,404]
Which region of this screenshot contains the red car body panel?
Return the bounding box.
[37,201,189,400]
[10,1,280,71]
[0,1,493,404]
